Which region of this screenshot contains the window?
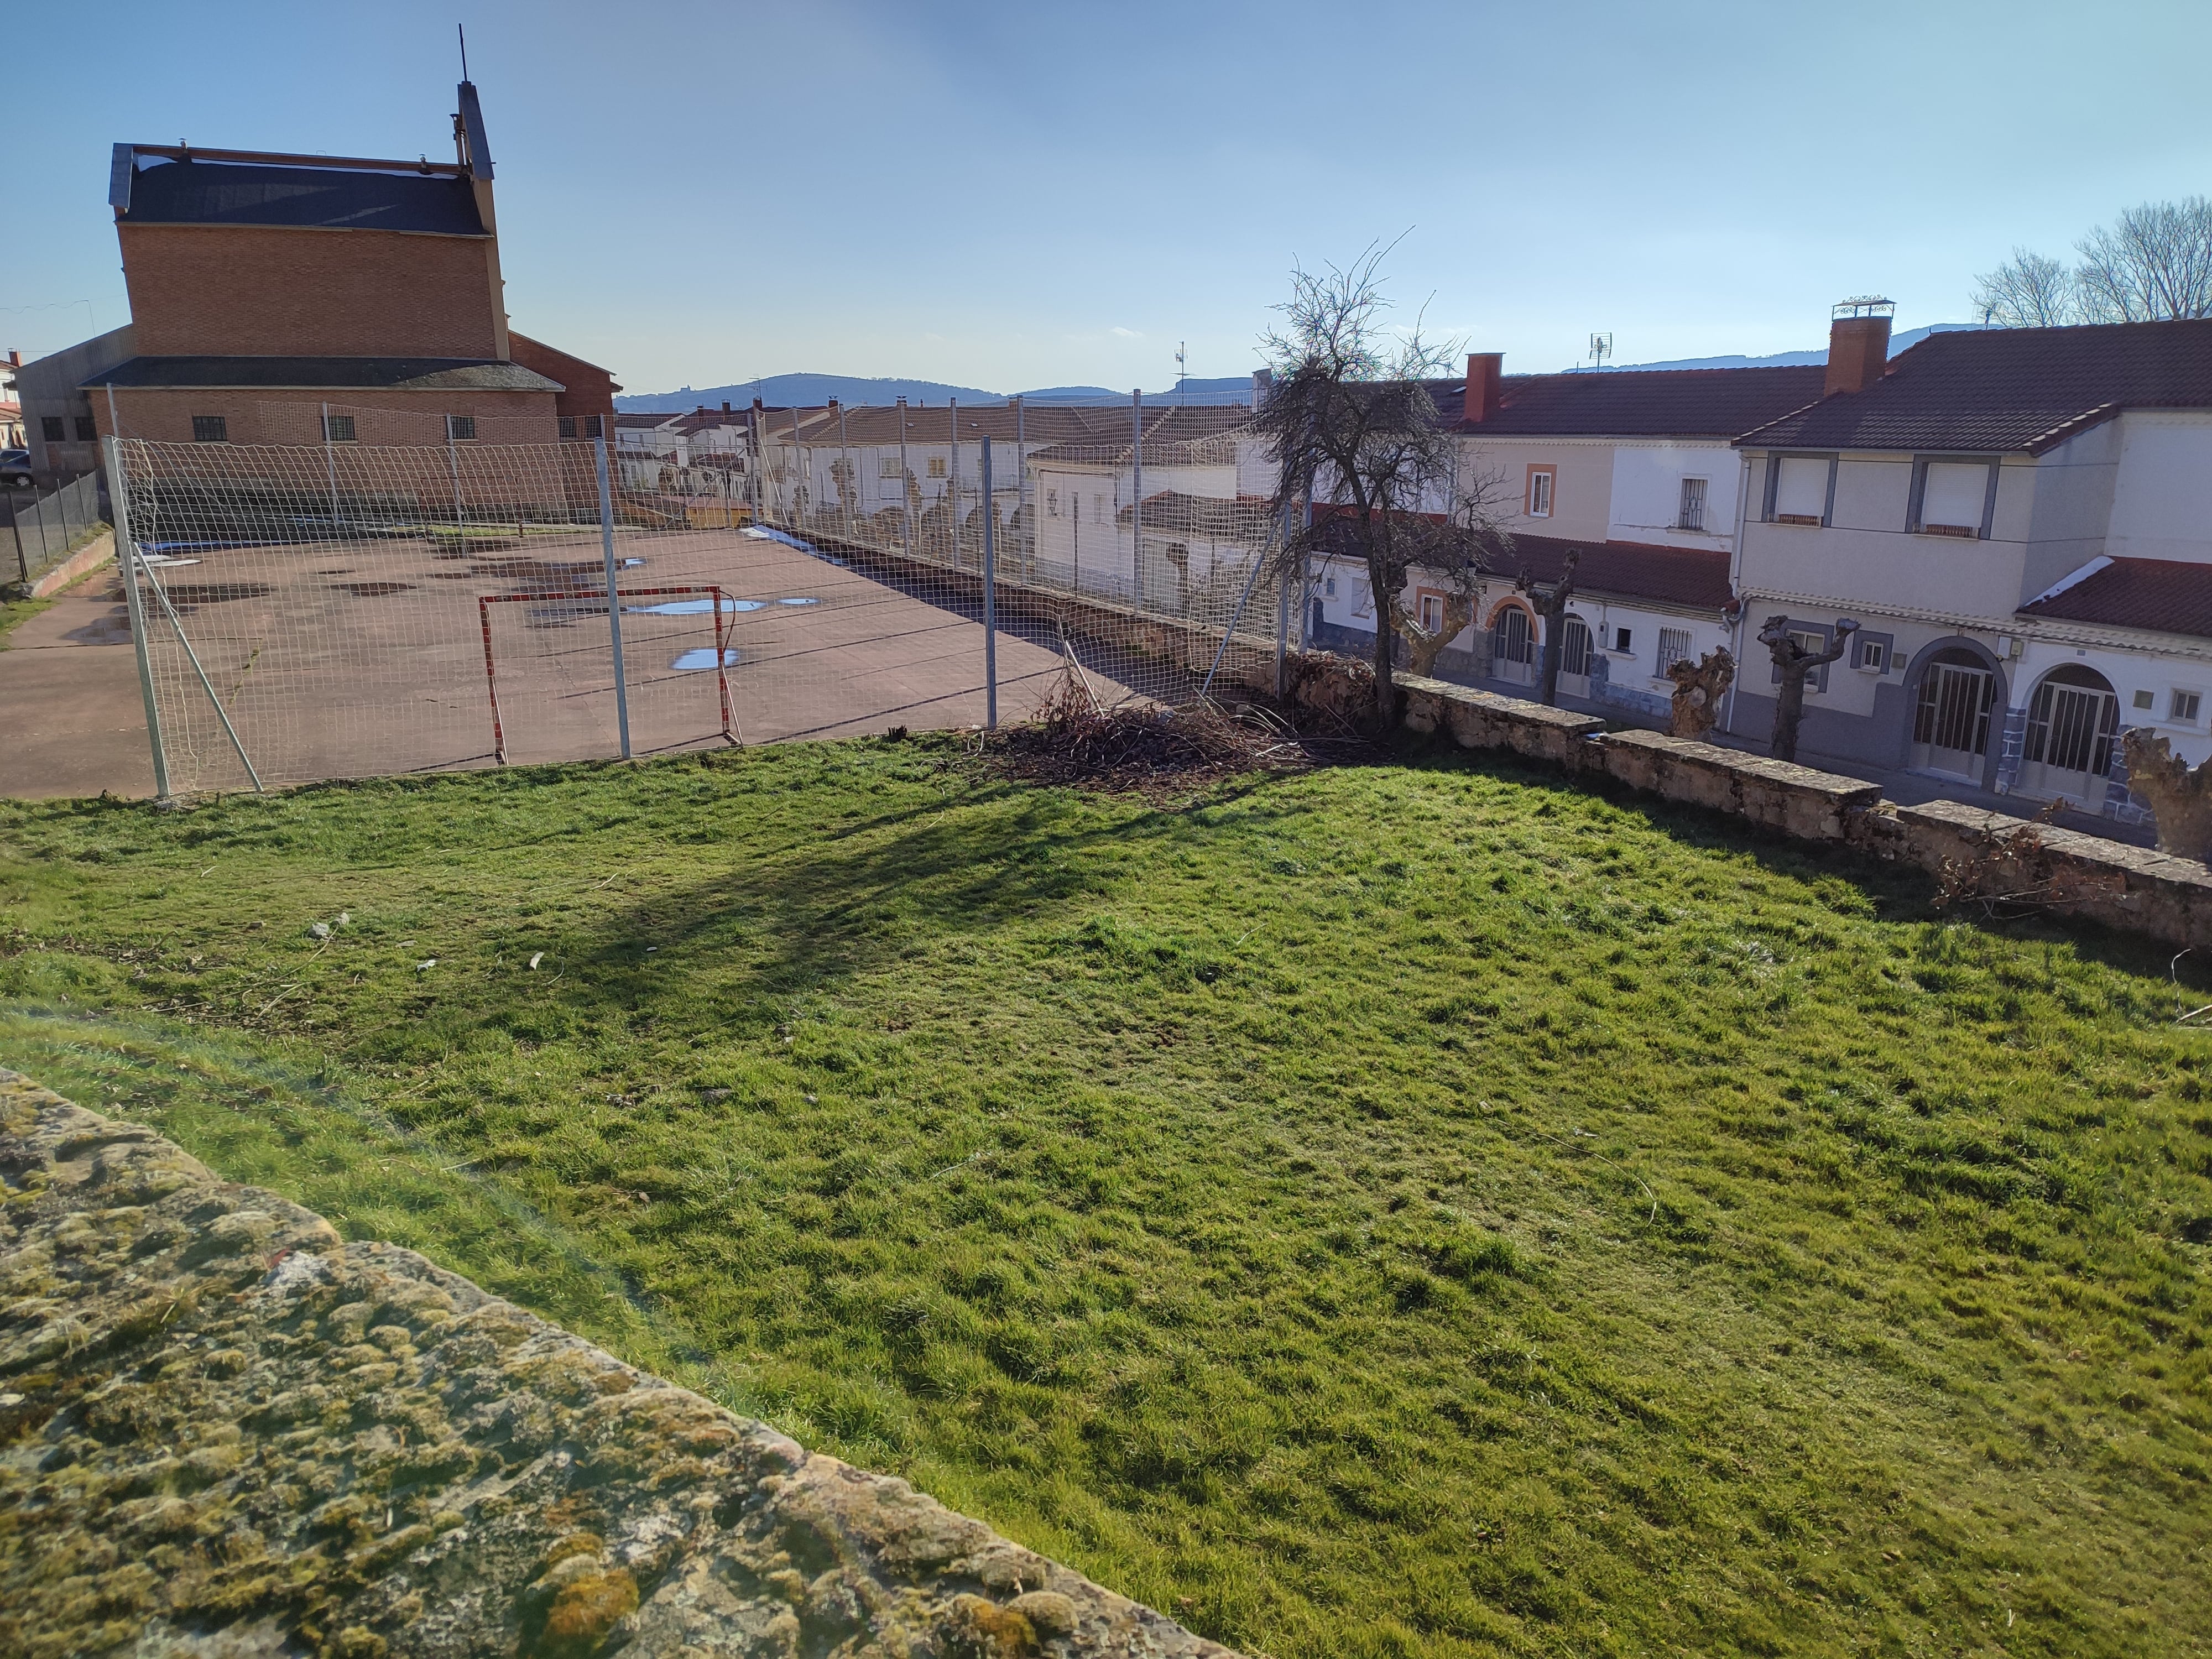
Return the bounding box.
[1046,488,1059,517]
[1526,466,1555,518]
[322,413,357,444]
[583,415,603,439]
[1418,592,1444,634]
[445,414,477,441]
[2134,689,2156,710]
[1657,627,1693,673]
[2174,690,2203,723]
[1614,625,1632,653]
[879,455,902,477]
[1912,458,1994,537]
[191,415,228,443]
[558,415,577,439]
[1323,576,1337,598]
[74,416,96,441]
[42,416,64,442]
[927,456,947,478]
[1491,606,1533,664]
[1859,638,1887,671]
[1770,455,1831,524]
[1678,477,1708,531]
[1767,623,1836,692]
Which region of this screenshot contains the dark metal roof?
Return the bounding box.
[120,156,488,236]
[1444,365,1827,437]
[82,357,562,393]
[2017,556,2212,639]
[1736,320,2212,456]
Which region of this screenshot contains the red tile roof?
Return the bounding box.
[1313,509,1734,613]
[1506,533,1736,613]
[2017,555,2212,639]
[1441,365,1826,437]
[1738,319,2212,456]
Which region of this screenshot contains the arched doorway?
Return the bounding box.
[1557,614,1594,698]
[1910,647,1999,782]
[2020,665,2120,804]
[1490,603,1534,687]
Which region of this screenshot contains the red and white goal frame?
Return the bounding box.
[477,585,736,764]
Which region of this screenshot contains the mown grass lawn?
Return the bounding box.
[2,739,2208,1658]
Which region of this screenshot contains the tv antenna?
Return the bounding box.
[1174,340,1188,390]
[1587,332,1613,371]
[458,23,469,80]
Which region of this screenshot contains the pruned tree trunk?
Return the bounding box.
[1399,592,1475,677]
[1758,615,1858,763]
[2120,727,2212,860]
[1517,552,1580,707]
[1666,647,1735,739]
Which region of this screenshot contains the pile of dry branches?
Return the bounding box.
[1931,797,2125,920]
[980,663,1364,799]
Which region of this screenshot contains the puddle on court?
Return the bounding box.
[671,647,742,671]
[778,596,821,606]
[625,597,765,615]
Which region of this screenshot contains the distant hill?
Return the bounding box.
[1596,324,1977,373]
[616,372,1265,413]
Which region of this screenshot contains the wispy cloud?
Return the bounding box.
[1110,327,1142,339]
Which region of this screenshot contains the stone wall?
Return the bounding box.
[1286,652,2212,951]
[0,1071,1235,1659]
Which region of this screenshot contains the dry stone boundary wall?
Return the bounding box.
[0,1071,1236,1659]
[1284,658,2212,951]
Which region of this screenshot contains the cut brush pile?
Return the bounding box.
[981,663,1365,798]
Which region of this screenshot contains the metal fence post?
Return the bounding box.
[322,401,341,531]
[982,436,997,733]
[1130,388,1142,610]
[897,397,911,554]
[1276,495,1297,700]
[949,398,959,566]
[107,436,172,801]
[594,435,632,759]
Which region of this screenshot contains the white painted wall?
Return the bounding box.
[2106,413,2212,564]
[1605,441,1740,549]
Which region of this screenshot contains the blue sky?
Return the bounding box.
[10,1,2209,395]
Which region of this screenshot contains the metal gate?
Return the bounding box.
[1911,658,1995,779]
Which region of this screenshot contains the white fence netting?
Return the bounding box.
[111,413,1301,797]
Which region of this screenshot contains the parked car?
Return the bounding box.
[1,449,34,489]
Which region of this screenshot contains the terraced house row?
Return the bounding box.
[1312,302,2212,821]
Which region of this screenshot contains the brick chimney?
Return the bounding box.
[1824,298,1894,397]
[1464,352,1503,422]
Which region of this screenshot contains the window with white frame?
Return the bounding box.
[927,456,946,478]
[2174,689,2203,723]
[1527,467,1555,518]
[1918,460,1991,536]
[1657,627,1692,673]
[1418,592,1444,634]
[1772,456,1829,523]
[1857,637,1886,671]
[1678,477,1708,531]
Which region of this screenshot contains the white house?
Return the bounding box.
[1308,353,1829,718]
[1728,310,2212,820]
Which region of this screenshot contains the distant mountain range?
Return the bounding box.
[617,333,1981,412]
[1595,324,1976,373]
[614,373,1262,413]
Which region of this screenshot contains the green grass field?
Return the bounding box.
[2,739,2207,1657]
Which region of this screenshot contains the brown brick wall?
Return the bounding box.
[94,388,559,447]
[508,333,619,433]
[121,225,503,358]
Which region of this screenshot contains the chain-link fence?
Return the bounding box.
[7,471,107,592]
[109,406,1300,798]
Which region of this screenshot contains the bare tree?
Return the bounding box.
[1257,246,1510,725]
[1970,248,2075,327]
[1515,552,1580,707]
[1758,614,1858,763]
[1666,647,1735,739]
[2075,198,2212,322]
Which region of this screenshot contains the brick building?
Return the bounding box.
[69,77,614,456]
